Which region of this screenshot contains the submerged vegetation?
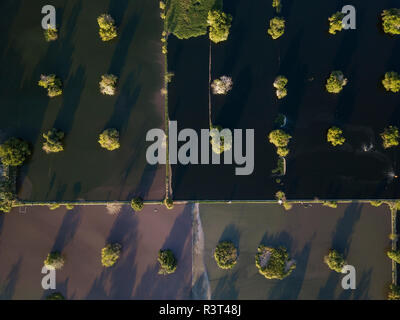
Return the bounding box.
[327,127,346,146]
[381,126,400,149]
[42,129,65,154]
[255,246,296,280]
[382,9,400,35]
[328,12,345,35]
[211,76,233,95]
[382,71,400,93]
[98,129,120,151]
[38,74,62,97]
[324,249,345,273]
[273,76,288,99]
[101,243,122,267]
[326,71,348,93]
[214,241,238,269]
[165,0,222,39]
[267,17,285,39]
[97,14,117,41]
[158,249,177,275]
[0,138,30,167]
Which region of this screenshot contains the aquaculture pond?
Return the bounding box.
[168,0,400,200]
[0,0,165,201]
[198,203,392,300]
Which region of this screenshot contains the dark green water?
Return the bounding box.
[0,0,165,201]
[169,0,400,200]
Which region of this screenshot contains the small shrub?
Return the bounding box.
[99,74,118,96]
[0,181,15,213]
[326,71,347,93]
[131,197,144,212]
[214,241,238,270]
[65,204,74,210]
[42,129,64,154]
[158,249,177,275]
[328,12,345,35]
[46,292,65,300]
[267,17,285,39]
[211,76,233,95]
[282,202,293,211]
[99,129,120,151]
[324,249,345,273]
[48,203,61,210]
[370,200,383,207]
[273,76,288,99]
[255,246,296,280]
[382,9,400,35]
[327,127,345,146]
[382,71,400,93]
[389,233,398,241]
[165,72,174,83]
[101,243,122,267]
[0,138,31,167]
[44,26,58,42]
[164,197,174,210]
[38,74,62,97]
[272,0,282,13]
[323,201,338,208]
[381,126,400,149]
[97,14,117,41]
[387,250,400,264]
[44,252,65,270]
[388,284,400,300]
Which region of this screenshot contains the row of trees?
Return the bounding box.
[44,14,118,43]
[327,125,400,149]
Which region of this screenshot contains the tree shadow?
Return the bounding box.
[211,271,239,300]
[218,224,240,249]
[51,208,82,252]
[0,257,22,300]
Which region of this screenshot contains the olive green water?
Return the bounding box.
[0,0,165,201]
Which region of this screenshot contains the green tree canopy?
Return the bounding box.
[269,129,291,157]
[0,181,15,213]
[214,241,238,269]
[387,250,400,264]
[99,129,120,151]
[46,292,65,300]
[327,127,346,146]
[267,17,285,39]
[207,10,233,43]
[99,74,118,96]
[382,71,400,93]
[44,252,65,270]
[42,129,65,154]
[326,71,348,93]
[38,74,62,97]
[0,138,31,167]
[324,249,345,273]
[328,12,345,35]
[273,76,288,99]
[165,0,222,39]
[44,26,58,42]
[131,197,144,212]
[381,126,400,149]
[101,243,122,267]
[255,246,296,280]
[158,249,177,275]
[382,9,400,35]
[97,14,117,41]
